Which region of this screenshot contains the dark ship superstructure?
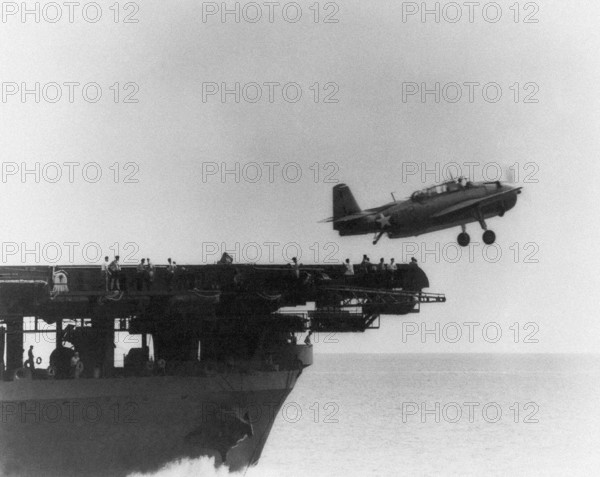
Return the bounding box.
[0,260,445,477]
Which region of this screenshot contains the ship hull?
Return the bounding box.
[0,370,301,477]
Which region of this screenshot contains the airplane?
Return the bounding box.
[322,177,522,246]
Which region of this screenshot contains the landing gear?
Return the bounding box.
[457,232,470,247]
[457,224,470,247]
[482,230,496,245]
[474,208,496,245]
[372,231,384,245]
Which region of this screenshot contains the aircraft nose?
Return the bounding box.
[499,182,522,193]
[504,189,519,211]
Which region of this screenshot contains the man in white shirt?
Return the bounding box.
[360,255,371,274]
[344,258,354,276]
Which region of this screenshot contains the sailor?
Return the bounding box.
[101,256,110,291]
[304,331,313,345]
[408,257,423,297]
[136,258,146,291]
[173,261,188,290]
[377,258,386,271]
[360,255,370,273]
[27,346,35,370]
[344,258,354,276]
[70,352,81,379]
[145,258,155,290]
[291,257,300,279]
[166,258,175,291]
[108,256,121,291]
[388,258,397,271]
[52,270,69,294]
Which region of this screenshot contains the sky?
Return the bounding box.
[1,0,600,353]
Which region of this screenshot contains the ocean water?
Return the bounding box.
[134,354,600,477]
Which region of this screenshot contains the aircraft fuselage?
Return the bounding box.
[333,182,520,244]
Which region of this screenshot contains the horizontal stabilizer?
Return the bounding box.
[332,211,372,223]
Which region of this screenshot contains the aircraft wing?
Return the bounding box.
[431,187,522,218]
[319,211,373,223]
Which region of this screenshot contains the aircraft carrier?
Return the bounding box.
[0,260,445,476]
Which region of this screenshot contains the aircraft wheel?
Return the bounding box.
[483,230,496,245]
[457,232,470,247]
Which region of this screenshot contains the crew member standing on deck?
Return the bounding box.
[27,346,35,370]
[360,255,371,273]
[388,258,398,281]
[109,256,121,291]
[291,257,300,279]
[71,352,82,379]
[166,258,175,291]
[344,258,354,275]
[136,259,146,291]
[146,258,155,290]
[408,257,423,297]
[344,258,354,284]
[101,256,109,291]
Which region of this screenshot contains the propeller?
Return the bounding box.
[504,164,517,184]
[497,163,517,184]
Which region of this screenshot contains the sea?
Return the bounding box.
[130,354,600,477]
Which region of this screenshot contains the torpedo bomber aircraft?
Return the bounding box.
[322,178,522,246]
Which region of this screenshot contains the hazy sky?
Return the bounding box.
[1,0,599,353]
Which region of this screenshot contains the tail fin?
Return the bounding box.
[333,184,361,219]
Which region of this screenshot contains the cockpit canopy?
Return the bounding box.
[410,177,471,201]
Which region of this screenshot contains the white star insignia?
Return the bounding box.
[376,214,391,228]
